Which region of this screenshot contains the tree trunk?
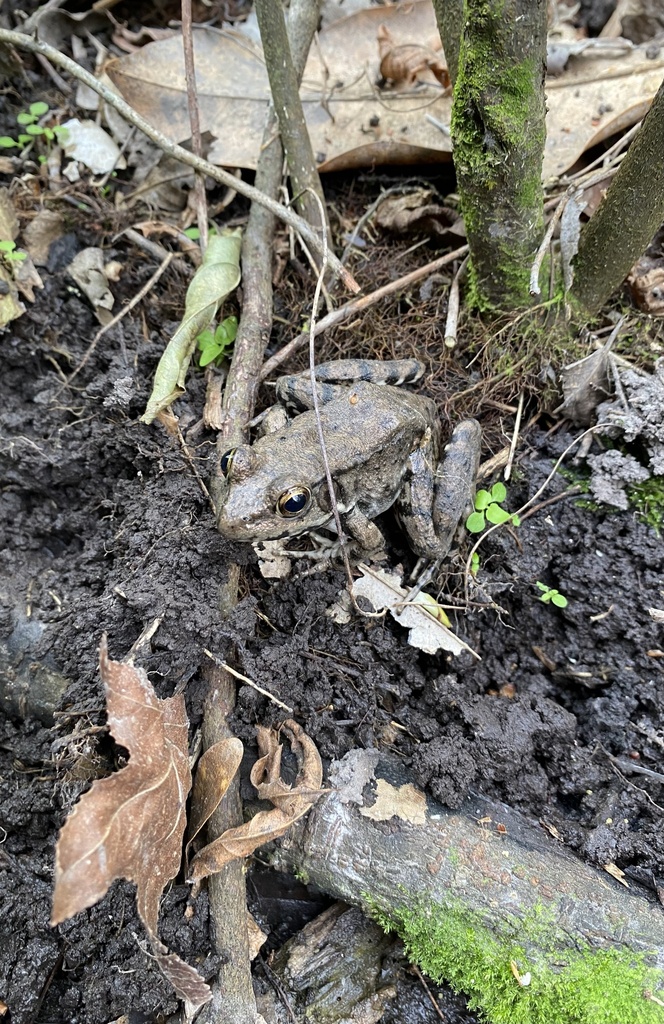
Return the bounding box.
[273,751,664,1024]
[571,78,664,313]
[447,0,547,310]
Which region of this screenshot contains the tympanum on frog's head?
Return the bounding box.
[217,434,335,542]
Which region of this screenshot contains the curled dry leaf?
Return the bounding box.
[51,636,211,1011]
[141,229,242,424]
[188,719,323,882]
[185,736,244,858]
[628,255,664,314]
[374,188,464,244]
[377,23,449,89]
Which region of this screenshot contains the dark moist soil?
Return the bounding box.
[1,226,663,1024]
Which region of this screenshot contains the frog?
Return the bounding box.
[216,359,481,561]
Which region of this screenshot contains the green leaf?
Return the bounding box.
[465,511,486,534]
[490,481,507,503]
[474,489,492,511]
[216,315,238,346]
[198,345,221,367]
[0,240,16,253]
[0,136,18,148]
[511,513,521,527]
[535,581,548,592]
[539,591,553,604]
[16,111,36,125]
[29,101,49,117]
[470,552,481,575]
[551,593,568,608]
[196,329,215,350]
[43,127,54,142]
[485,503,511,525]
[184,227,201,240]
[141,229,242,424]
[25,124,44,136]
[53,125,69,141]
[17,135,32,146]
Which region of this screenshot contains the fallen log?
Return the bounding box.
[273,749,664,1024]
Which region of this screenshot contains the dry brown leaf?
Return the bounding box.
[186,737,244,855]
[106,2,664,181]
[188,719,323,882]
[374,188,464,243]
[603,862,629,887]
[51,637,211,1011]
[377,23,449,89]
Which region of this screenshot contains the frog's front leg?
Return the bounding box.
[398,420,481,560]
[342,505,386,554]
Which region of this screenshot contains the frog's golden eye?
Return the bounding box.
[276,486,311,518]
[220,448,237,477]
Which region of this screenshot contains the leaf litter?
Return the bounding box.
[105,0,664,180]
[51,637,212,1012]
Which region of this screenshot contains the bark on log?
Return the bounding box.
[273,750,664,1022]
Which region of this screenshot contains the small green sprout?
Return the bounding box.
[466,482,521,534]
[0,240,27,263]
[536,581,568,608]
[197,315,238,367]
[0,103,67,149]
[470,551,481,577]
[184,227,201,240]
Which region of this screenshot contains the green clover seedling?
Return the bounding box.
[197,315,238,367]
[535,582,568,608]
[466,482,521,534]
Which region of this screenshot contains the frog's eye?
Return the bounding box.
[220,448,237,477]
[276,486,311,518]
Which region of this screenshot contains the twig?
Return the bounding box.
[304,190,355,595]
[181,1,208,253]
[0,28,357,293]
[260,244,469,380]
[215,0,320,454]
[503,391,524,482]
[444,254,467,348]
[518,485,582,522]
[254,0,327,237]
[204,653,294,713]
[62,252,174,387]
[410,964,446,1022]
[529,189,571,296]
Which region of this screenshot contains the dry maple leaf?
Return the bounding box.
[188,719,323,882]
[377,23,450,89]
[51,637,211,1010]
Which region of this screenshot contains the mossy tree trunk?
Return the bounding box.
[571,78,664,313]
[443,0,548,310]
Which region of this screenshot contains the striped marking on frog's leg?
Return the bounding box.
[433,419,482,552]
[274,376,342,410]
[277,358,425,399]
[397,429,443,560]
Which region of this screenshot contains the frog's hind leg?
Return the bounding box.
[433,419,481,555]
[397,428,444,560]
[275,359,425,410]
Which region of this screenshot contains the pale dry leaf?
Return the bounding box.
[377,23,450,88]
[628,255,664,314]
[374,188,464,242]
[67,247,115,325]
[188,719,323,882]
[23,209,65,266]
[558,344,614,424]
[360,778,427,824]
[649,608,664,623]
[186,737,244,855]
[247,913,268,960]
[61,118,127,175]
[352,563,478,658]
[106,3,664,180]
[141,229,241,424]
[51,637,211,1010]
